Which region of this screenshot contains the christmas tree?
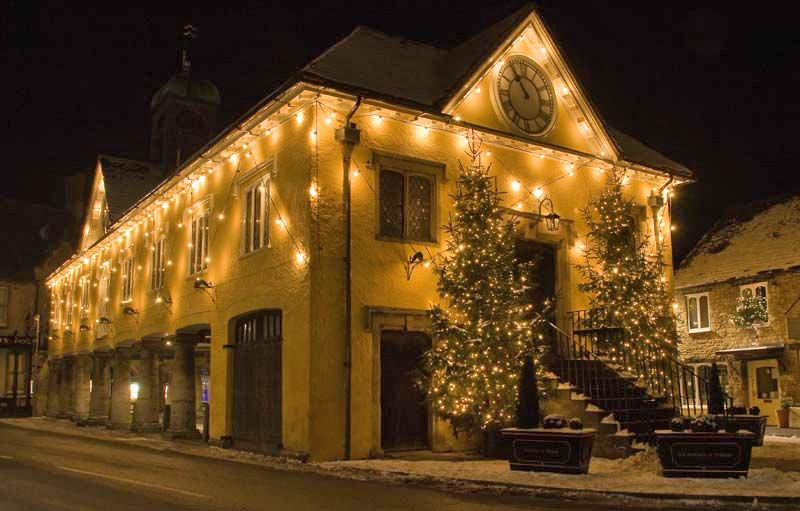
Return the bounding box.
[419,134,547,434]
[576,170,676,357]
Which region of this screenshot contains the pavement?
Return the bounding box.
[1,418,797,510]
[0,421,695,511]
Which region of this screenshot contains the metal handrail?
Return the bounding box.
[550,309,732,422]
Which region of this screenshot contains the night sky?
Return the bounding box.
[1,1,797,262]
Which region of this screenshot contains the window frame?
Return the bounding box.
[121,254,134,304]
[98,264,110,318]
[240,174,270,256]
[150,235,166,290]
[187,197,211,276]
[739,281,769,326]
[0,285,8,328]
[79,276,90,320]
[686,291,711,333]
[374,153,441,244]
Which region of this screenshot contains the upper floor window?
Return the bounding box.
[121,255,134,303]
[378,165,435,242]
[241,176,269,255]
[188,198,210,275]
[79,277,90,320]
[151,236,166,290]
[64,280,74,328]
[739,282,768,325]
[98,266,110,318]
[0,286,8,328]
[686,292,711,333]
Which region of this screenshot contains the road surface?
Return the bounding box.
[0,423,677,510]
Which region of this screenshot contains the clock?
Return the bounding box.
[493,55,556,136]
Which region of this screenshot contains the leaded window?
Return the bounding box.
[235,310,282,345]
[379,168,434,242]
[188,199,210,275]
[151,236,166,290]
[242,177,269,254]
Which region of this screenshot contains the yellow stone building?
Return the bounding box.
[42,6,690,460]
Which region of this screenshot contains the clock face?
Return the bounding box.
[494,55,556,136]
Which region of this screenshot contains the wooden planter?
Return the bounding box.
[654,430,755,478]
[776,409,790,428]
[500,427,596,474]
[717,415,768,446]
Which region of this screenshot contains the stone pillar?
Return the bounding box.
[58,356,74,419]
[167,334,202,438]
[87,350,112,425]
[131,340,162,432]
[72,354,92,422]
[46,358,62,418]
[108,347,133,429]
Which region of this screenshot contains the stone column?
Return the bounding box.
[58,356,74,419]
[131,340,162,432]
[167,334,202,438]
[87,350,112,425]
[108,347,133,429]
[46,358,62,418]
[72,354,92,422]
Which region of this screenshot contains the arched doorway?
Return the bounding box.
[232,310,282,451]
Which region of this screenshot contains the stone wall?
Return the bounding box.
[676,268,800,405]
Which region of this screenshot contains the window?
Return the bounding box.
[98,266,110,318]
[755,366,779,399]
[235,310,282,344]
[740,282,768,324]
[65,280,74,328]
[686,292,711,333]
[151,236,166,290]
[121,256,134,303]
[241,177,269,254]
[378,167,435,242]
[79,277,90,319]
[0,286,8,328]
[188,199,210,275]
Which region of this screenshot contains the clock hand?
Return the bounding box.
[516,76,530,100]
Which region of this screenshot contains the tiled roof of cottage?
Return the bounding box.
[675,194,800,289]
[98,155,163,223]
[299,5,691,178]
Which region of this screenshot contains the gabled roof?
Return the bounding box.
[97,155,163,223]
[675,194,800,289]
[299,4,690,178]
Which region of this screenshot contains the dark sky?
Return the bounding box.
[1,1,797,262]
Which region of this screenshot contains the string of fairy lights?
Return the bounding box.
[46,88,676,338]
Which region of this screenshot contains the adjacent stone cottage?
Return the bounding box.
[675,195,800,425]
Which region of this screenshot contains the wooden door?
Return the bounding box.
[233,311,282,450]
[748,359,780,425]
[381,331,431,451]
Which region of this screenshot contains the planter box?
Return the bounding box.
[500,427,596,474]
[654,430,755,478]
[717,415,768,446]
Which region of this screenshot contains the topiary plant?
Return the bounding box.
[515,354,540,428]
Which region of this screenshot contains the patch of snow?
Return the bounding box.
[601,413,618,424]
[584,404,604,413]
[570,392,588,400]
[540,371,558,380]
[764,434,800,444]
[556,382,574,390]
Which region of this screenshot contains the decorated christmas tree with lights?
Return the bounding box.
[576,170,676,357]
[419,134,548,434]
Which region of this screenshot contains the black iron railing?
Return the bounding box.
[549,308,732,419]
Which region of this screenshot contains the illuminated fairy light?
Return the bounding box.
[532,187,544,199]
[309,183,318,198]
[295,112,304,123]
[510,180,521,192]
[352,168,360,178]
[295,250,307,264]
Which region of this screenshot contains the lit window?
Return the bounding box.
[121,256,134,303]
[379,168,434,242]
[64,279,74,327]
[686,292,711,333]
[79,277,90,319]
[740,282,768,325]
[188,199,210,275]
[98,266,110,327]
[151,236,166,290]
[0,286,8,328]
[242,177,269,254]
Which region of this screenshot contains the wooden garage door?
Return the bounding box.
[233,310,282,450]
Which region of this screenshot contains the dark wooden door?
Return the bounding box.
[515,240,556,317]
[233,311,282,450]
[381,331,430,451]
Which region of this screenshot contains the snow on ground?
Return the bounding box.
[763,434,800,444]
[321,437,800,498]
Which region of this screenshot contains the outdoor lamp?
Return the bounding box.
[537,197,560,232]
